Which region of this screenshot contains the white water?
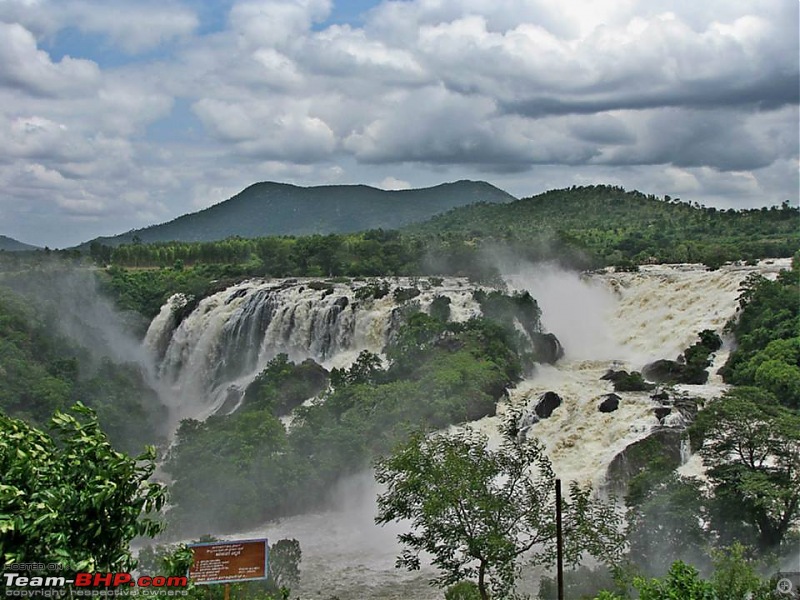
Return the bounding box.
[146,260,791,599]
[145,277,482,425]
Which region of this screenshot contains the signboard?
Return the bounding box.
[188,539,269,585]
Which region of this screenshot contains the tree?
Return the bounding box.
[0,403,167,572]
[689,387,800,551]
[633,561,717,600]
[268,538,301,591]
[374,429,624,600]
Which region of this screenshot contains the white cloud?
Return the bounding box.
[379,176,411,190]
[0,0,796,247]
[229,0,331,48]
[0,22,100,96]
[0,0,199,53]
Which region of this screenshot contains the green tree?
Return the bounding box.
[689,387,800,551]
[374,429,624,600]
[633,561,717,600]
[710,543,774,600]
[0,403,167,572]
[268,538,301,591]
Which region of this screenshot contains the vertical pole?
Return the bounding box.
[224,583,230,600]
[556,478,564,600]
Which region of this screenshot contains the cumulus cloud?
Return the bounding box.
[0,0,796,246]
[0,22,100,96]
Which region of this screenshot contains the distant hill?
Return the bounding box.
[0,235,39,252]
[409,184,799,265]
[86,180,515,247]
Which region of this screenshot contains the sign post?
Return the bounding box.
[188,539,269,587]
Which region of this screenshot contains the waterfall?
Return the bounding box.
[145,259,791,599]
[144,277,483,424]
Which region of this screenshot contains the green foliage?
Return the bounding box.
[243,354,329,416]
[633,561,717,600]
[611,371,654,392]
[0,287,165,452]
[710,543,773,600]
[625,475,709,577]
[721,265,800,409]
[594,547,775,600]
[268,539,301,591]
[355,279,391,300]
[689,387,800,551]
[0,404,167,573]
[411,185,799,268]
[166,315,523,534]
[538,564,625,599]
[375,429,624,600]
[444,580,483,600]
[166,408,291,532]
[429,295,452,322]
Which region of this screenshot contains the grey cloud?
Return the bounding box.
[596,106,798,171]
[342,87,600,171]
[503,74,800,118]
[569,115,636,145]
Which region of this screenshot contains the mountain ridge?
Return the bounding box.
[84,180,515,247]
[0,235,40,252]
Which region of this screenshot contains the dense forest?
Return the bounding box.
[1,184,798,599]
[94,185,798,272]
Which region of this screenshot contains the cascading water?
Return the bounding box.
[145,278,483,425]
[146,260,790,599]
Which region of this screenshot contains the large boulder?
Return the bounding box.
[534,391,563,419]
[532,332,564,365]
[605,429,684,496]
[642,359,709,385]
[654,407,672,422]
[598,394,621,413]
[642,359,685,383]
[601,369,655,392]
[515,391,564,439]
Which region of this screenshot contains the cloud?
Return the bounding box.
[379,176,411,190]
[0,22,100,96]
[0,0,199,53]
[0,0,797,247]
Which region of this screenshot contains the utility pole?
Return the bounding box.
[556,478,564,600]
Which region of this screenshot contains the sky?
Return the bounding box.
[0,0,798,248]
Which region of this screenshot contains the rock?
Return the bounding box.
[605,429,684,496]
[602,369,655,392]
[642,359,709,385]
[534,391,562,419]
[598,394,620,413]
[601,369,627,382]
[673,397,700,421]
[532,332,564,365]
[654,407,672,422]
[651,390,670,403]
[642,359,685,383]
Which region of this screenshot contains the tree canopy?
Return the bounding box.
[0,403,167,573]
[375,429,624,599]
[689,387,800,552]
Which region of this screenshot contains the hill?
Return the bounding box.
[86,180,515,247]
[0,235,39,252]
[408,185,799,266]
